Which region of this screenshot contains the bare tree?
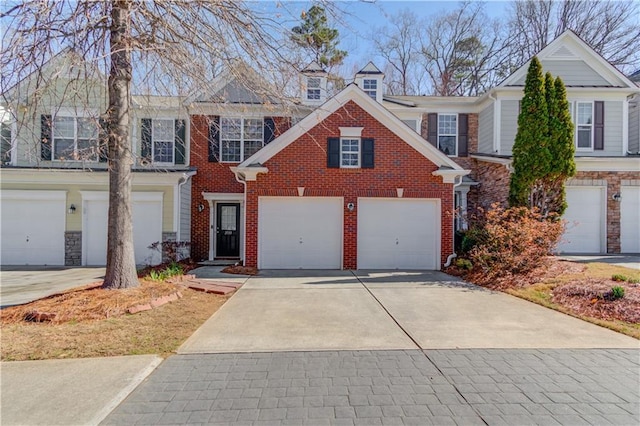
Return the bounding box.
[507,0,640,73]
[372,10,422,95]
[419,1,510,96]
[1,1,313,289]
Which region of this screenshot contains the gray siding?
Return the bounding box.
[478,103,494,153]
[514,60,609,87]
[500,100,519,155]
[179,179,192,242]
[629,101,640,154]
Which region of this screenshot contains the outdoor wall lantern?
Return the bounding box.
[198,203,205,212]
[612,193,621,202]
[347,202,355,211]
[68,204,76,214]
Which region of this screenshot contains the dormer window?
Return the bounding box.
[307,77,321,101]
[363,79,377,100]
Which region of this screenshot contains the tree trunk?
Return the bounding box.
[103,0,139,289]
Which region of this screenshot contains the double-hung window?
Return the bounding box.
[340,138,360,167]
[220,117,263,162]
[576,102,593,150]
[307,77,321,100]
[363,79,377,100]
[152,119,175,164]
[438,114,457,156]
[52,115,99,161]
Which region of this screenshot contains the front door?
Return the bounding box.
[216,203,240,257]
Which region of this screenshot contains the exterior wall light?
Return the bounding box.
[68,204,76,214]
[198,203,205,212]
[612,193,621,202]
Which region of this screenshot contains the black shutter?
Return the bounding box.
[41,114,52,160]
[427,113,438,147]
[141,118,152,162]
[264,117,276,144]
[361,138,374,168]
[594,101,604,150]
[208,116,220,162]
[458,113,468,157]
[98,118,108,162]
[327,137,340,168]
[174,119,186,164]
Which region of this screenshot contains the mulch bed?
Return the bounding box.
[221,265,258,275]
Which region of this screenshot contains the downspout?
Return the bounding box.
[233,171,248,266]
[444,175,465,268]
[176,170,196,241]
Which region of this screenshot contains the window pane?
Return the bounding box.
[307,89,321,100]
[439,136,456,156]
[577,103,592,125]
[438,115,457,135]
[53,116,74,138]
[363,79,377,89]
[221,140,241,162]
[244,119,263,140]
[308,78,321,88]
[77,138,98,160]
[244,140,262,158]
[154,141,174,163]
[220,206,237,231]
[153,119,174,141]
[77,118,98,139]
[577,127,592,148]
[53,138,74,159]
[221,118,241,139]
[341,138,359,166]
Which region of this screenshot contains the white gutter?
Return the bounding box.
[232,169,248,267]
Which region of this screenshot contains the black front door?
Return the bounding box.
[216,203,240,257]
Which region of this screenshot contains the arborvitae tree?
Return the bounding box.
[509,56,552,208]
[291,4,347,68]
[544,76,576,215]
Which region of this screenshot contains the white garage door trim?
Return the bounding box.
[620,186,640,253]
[81,191,164,266]
[559,186,606,254]
[258,197,343,269]
[0,190,67,265]
[357,198,441,270]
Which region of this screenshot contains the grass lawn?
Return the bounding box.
[1,281,229,361]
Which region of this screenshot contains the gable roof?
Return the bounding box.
[499,30,637,89]
[356,61,383,75]
[238,83,466,172]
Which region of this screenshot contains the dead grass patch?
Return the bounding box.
[1,287,228,361]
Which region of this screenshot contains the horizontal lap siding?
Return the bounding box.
[245,100,455,269]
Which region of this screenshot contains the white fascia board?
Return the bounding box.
[0,169,188,185]
[471,155,513,166]
[230,166,269,181]
[432,169,471,183]
[186,103,288,117]
[80,190,164,202]
[576,157,640,172]
[241,84,465,171]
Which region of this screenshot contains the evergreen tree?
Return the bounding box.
[544,76,576,215]
[509,57,552,208]
[291,4,347,68]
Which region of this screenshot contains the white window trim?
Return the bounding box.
[51,108,100,162]
[574,101,594,152]
[220,116,264,163]
[151,118,175,166]
[438,113,458,157]
[363,78,378,100]
[340,137,360,168]
[307,77,321,101]
[338,127,363,169]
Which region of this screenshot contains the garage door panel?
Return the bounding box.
[558,187,604,254]
[1,196,66,265]
[259,197,342,269]
[84,196,163,266]
[620,186,640,253]
[358,199,439,270]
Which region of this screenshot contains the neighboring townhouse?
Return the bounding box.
[0,51,194,266]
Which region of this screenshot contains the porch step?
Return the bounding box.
[198,259,241,266]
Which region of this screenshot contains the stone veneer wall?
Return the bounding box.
[65,231,82,266]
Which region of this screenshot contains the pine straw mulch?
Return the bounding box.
[0,279,182,324]
[221,265,259,275]
[448,257,640,327]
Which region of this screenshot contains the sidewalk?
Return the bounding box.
[0,355,161,425]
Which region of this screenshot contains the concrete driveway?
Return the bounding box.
[0,266,105,307]
[179,270,638,353]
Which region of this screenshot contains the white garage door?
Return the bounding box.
[1,190,66,265]
[620,186,640,253]
[83,192,163,266]
[259,197,342,269]
[358,198,439,270]
[558,186,605,253]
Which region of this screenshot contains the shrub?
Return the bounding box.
[612,274,627,282]
[610,286,625,300]
[146,262,184,282]
[455,258,473,270]
[467,205,564,277]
